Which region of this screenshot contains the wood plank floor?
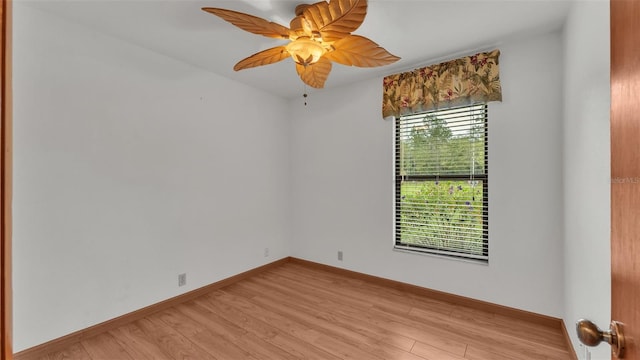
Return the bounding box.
[29,262,572,360]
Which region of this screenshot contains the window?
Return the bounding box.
[394,104,488,261]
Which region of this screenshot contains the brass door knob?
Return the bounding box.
[576,319,625,358]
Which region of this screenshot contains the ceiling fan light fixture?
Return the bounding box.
[203,0,400,89]
[285,38,327,66]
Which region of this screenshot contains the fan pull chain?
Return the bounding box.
[303,84,308,106]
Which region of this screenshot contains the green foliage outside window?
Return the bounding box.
[396,105,487,258]
[399,180,484,255]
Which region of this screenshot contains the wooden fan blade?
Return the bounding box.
[323,35,400,67]
[202,8,292,39]
[234,46,290,71]
[303,0,367,42]
[295,57,332,88]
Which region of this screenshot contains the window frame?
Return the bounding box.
[393,104,489,261]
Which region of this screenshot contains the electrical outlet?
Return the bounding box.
[264,247,269,257]
[338,251,343,261]
[178,273,186,287]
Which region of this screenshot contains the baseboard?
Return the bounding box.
[15,256,578,360]
[289,257,564,329]
[13,257,290,360]
[560,318,579,360]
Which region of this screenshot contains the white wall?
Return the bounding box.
[562,2,611,359]
[290,31,565,316]
[13,4,290,352]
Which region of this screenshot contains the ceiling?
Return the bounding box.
[23,0,574,98]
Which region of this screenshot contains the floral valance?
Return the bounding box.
[382,49,502,118]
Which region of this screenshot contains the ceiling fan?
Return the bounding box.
[202,0,400,89]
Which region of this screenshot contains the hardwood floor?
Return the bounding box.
[24,261,573,360]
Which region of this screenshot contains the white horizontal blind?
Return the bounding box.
[394,104,488,261]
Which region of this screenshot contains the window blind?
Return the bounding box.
[394,104,488,261]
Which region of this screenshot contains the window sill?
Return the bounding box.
[393,245,489,265]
